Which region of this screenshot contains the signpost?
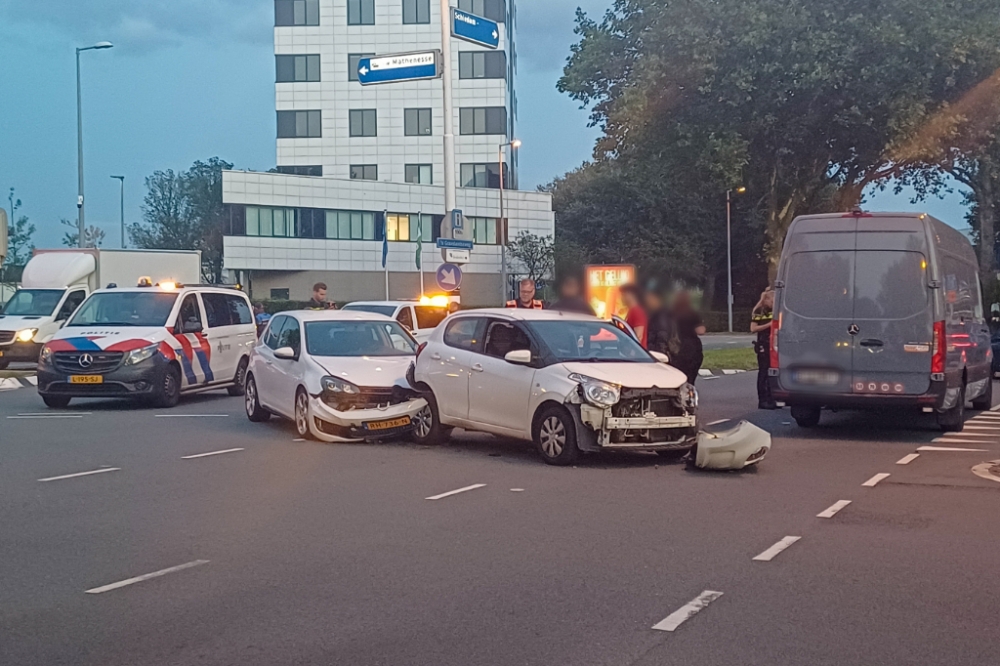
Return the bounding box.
[436,238,474,251]
[451,9,500,49]
[436,263,463,292]
[444,249,470,264]
[357,51,442,86]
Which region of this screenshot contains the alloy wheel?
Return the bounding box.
[245,379,257,417]
[539,416,566,457]
[413,405,432,439]
[295,391,309,436]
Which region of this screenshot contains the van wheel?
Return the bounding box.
[42,395,71,409]
[533,405,580,466]
[971,377,993,411]
[245,374,271,422]
[791,405,821,428]
[152,366,181,408]
[412,391,450,445]
[938,385,966,432]
[227,357,249,397]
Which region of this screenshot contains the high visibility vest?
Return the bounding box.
[506,299,543,309]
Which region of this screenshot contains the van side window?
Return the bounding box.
[202,293,232,328]
[57,290,87,321]
[178,295,203,332]
[227,295,254,325]
[943,256,976,320]
[396,306,414,331]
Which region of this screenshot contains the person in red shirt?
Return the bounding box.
[620,284,648,348]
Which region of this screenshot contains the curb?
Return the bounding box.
[0,376,38,391]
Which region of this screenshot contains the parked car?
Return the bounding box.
[771,211,993,431]
[244,310,427,442]
[340,300,449,342]
[409,309,699,465]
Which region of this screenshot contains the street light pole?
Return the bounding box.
[439,0,456,227]
[498,139,521,304]
[726,186,746,333]
[111,176,125,248]
[76,42,113,249]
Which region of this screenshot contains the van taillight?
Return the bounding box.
[769,313,781,369]
[416,342,427,359]
[931,321,945,374]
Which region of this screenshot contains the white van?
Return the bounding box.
[341,300,450,342]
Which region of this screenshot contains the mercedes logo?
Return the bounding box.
[848,324,860,336]
[78,353,94,368]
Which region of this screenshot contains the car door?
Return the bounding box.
[468,319,536,436]
[255,315,287,411]
[226,293,258,370]
[270,316,303,415]
[201,292,238,384]
[426,316,486,422]
[171,293,207,388]
[395,305,415,333]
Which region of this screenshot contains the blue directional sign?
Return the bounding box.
[357,51,442,86]
[436,238,474,250]
[451,8,500,50]
[436,263,463,292]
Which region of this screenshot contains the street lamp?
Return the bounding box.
[111,175,125,248]
[499,139,521,303]
[76,41,114,248]
[726,186,747,333]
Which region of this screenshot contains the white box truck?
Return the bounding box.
[0,249,202,368]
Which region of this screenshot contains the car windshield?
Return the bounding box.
[68,292,179,327]
[305,320,416,357]
[2,289,65,316]
[341,304,397,318]
[529,320,655,363]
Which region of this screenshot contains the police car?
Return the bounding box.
[36,280,257,408]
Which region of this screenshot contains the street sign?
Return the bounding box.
[357,50,442,86]
[436,263,463,292]
[451,209,464,231]
[436,238,474,250]
[451,9,501,49]
[445,249,470,264]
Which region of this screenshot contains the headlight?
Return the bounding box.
[124,343,159,366]
[322,376,361,395]
[679,383,699,411]
[39,345,54,366]
[569,373,621,407]
[16,329,37,343]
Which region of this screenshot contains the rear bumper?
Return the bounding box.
[37,358,169,399]
[0,341,43,363]
[771,378,947,410]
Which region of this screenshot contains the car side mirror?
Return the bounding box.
[504,349,532,365]
[181,320,203,334]
[650,351,670,364]
[274,346,296,360]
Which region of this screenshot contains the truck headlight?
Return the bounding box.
[679,383,699,411]
[322,376,360,395]
[16,329,37,343]
[124,343,159,366]
[569,373,621,407]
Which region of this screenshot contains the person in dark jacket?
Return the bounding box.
[644,290,677,358]
[549,276,595,315]
[670,290,706,384]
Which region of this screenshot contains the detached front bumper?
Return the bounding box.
[308,396,428,443]
[37,358,168,399]
[0,340,43,364]
[575,403,698,452]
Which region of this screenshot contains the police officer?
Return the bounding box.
[506,278,544,309]
[750,289,777,410]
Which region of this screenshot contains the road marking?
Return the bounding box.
[991,403,1000,412]
[425,483,486,501]
[933,432,999,439]
[510,488,525,492]
[8,415,85,420]
[896,453,920,465]
[919,445,989,452]
[862,473,890,487]
[753,536,802,562]
[293,438,306,442]
[155,414,230,418]
[817,500,852,518]
[16,412,91,416]
[181,448,245,460]
[652,590,724,632]
[38,467,121,483]
[971,461,1000,483]
[706,419,731,426]
[85,559,209,594]
[958,426,1000,431]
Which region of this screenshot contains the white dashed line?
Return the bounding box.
[425,484,487,501]
[85,560,209,594]
[8,415,85,420]
[753,536,802,562]
[38,467,121,483]
[918,445,989,452]
[816,500,852,519]
[862,473,890,487]
[510,488,525,492]
[16,412,91,416]
[706,419,731,426]
[652,590,724,632]
[181,448,245,460]
[896,453,920,465]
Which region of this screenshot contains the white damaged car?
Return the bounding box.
[244,311,427,442]
[409,309,700,465]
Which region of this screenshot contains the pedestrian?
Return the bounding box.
[751,289,777,410]
[506,278,544,309]
[670,290,706,384]
[448,301,461,315]
[549,275,595,315]
[619,284,648,348]
[644,290,678,358]
[253,302,272,337]
[308,282,335,310]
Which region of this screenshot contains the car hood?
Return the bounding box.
[46,326,171,351]
[311,355,415,388]
[0,315,50,328]
[560,361,689,389]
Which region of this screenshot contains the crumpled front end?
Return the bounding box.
[309,384,427,443]
[569,386,699,453]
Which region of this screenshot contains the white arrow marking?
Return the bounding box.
[492,30,498,39]
[440,268,457,286]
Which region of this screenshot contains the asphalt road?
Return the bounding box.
[701,333,755,351]
[2,376,999,666]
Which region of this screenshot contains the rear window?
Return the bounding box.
[854,251,928,320]
[784,251,853,319]
[414,306,448,329]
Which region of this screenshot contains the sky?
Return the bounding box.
[0,0,969,250]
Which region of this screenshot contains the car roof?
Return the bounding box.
[284,310,395,323]
[453,308,601,322]
[91,286,248,297]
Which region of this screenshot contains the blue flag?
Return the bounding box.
[382,212,389,269]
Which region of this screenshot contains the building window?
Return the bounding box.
[348,0,375,25]
[277,110,322,138]
[404,108,432,136]
[324,210,377,240]
[460,162,507,189]
[457,0,505,22]
[276,165,323,176]
[402,0,430,23]
[348,53,375,81]
[405,164,433,184]
[350,165,378,180]
[275,0,319,26]
[386,214,433,242]
[465,217,498,245]
[270,288,290,300]
[246,207,298,237]
[349,109,377,137]
[386,214,410,241]
[276,54,321,82]
[458,51,506,79]
[459,107,507,135]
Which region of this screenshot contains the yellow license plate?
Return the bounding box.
[69,375,104,385]
[364,416,411,431]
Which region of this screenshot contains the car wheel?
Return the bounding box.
[294,388,314,440]
[533,405,579,466]
[244,373,271,422]
[971,377,993,411]
[227,357,249,397]
[791,405,821,428]
[411,391,450,445]
[42,395,71,409]
[938,384,966,432]
[152,365,181,409]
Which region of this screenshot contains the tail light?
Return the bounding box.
[931,321,945,374]
[416,342,427,360]
[769,312,781,369]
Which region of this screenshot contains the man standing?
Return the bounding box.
[506,278,544,309]
[751,289,777,410]
[549,276,595,315]
[308,282,335,310]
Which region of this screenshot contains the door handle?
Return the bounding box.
[431,353,442,360]
[859,339,884,347]
[472,363,484,372]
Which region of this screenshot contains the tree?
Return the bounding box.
[0,213,35,283]
[506,231,555,284]
[60,219,106,249]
